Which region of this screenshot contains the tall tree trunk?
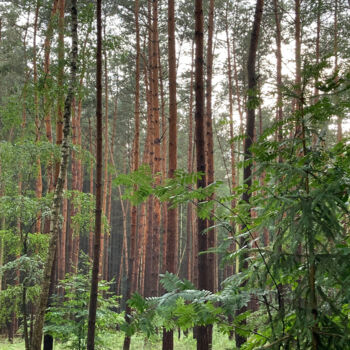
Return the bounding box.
[194,0,210,348]
[232,38,244,146]
[100,40,109,278]
[151,0,161,298]
[33,0,42,235]
[44,0,59,192]
[144,0,154,298]
[123,1,140,347]
[55,0,65,184]
[273,0,283,144]
[206,0,215,297]
[31,1,78,348]
[186,42,194,282]
[87,0,102,347]
[33,1,49,348]
[69,100,79,273]
[159,44,168,277]
[105,99,117,284]
[162,0,178,348]
[334,0,341,142]
[88,118,94,259]
[188,41,197,287]
[225,3,235,279]
[314,0,321,100]
[294,0,301,115]
[235,0,264,348]
[59,178,67,281]
[205,1,215,346]
[54,0,66,306]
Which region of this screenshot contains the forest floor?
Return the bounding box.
[0,329,235,349]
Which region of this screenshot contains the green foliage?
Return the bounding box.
[45,259,123,350]
[120,65,350,349]
[0,254,44,330]
[114,166,222,220]
[64,190,97,237]
[113,165,154,205]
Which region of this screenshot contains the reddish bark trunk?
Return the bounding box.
[150,0,162,298]
[144,0,155,298]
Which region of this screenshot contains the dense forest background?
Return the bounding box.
[0,0,349,349]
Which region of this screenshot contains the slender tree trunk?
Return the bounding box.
[294,0,301,115]
[334,0,342,142]
[273,0,283,144]
[194,0,210,348]
[136,94,150,294]
[205,1,215,346]
[59,178,67,281]
[206,0,215,297]
[87,0,102,347]
[54,1,66,309]
[69,100,79,273]
[314,0,321,102]
[159,45,168,277]
[144,0,154,298]
[33,0,42,235]
[31,1,78,348]
[162,0,178,347]
[44,0,59,192]
[55,0,65,184]
[123,1,140,347]
[232,38,244,145]
[225,3,235,279]
[235,1,264,348]
[100,34,109,278]
[151,0,161,298]
[105,99,117,283]
[187,41,197,286]
[88,118,94,259]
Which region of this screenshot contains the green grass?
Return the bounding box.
[0,329,235,349]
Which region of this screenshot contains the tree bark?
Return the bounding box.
[205,0,215,297]
[88,118,94,259]
[44,0,59,193]
[31,1,78,348]
[162,0,178,348]
[236,0,264,348]
[151,0,161,298]
[144,0,154,298]
[334,0,342,142]
[87,0,102,347]
[194,0,210,349]
[187,40,195,284]
[294,0,301,115]
[55,0,65,185]
[123,1,140,347]
[225,2,235,279]
[273,0,283,144]
[33,0,42,235]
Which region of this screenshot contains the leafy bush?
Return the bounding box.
[45,263,123,350]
